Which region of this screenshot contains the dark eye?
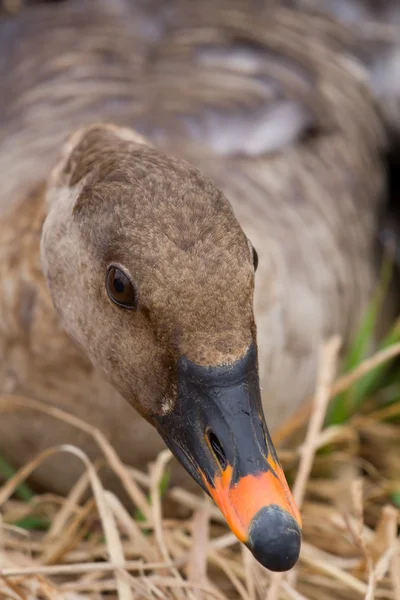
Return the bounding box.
[106,266,137,309]
[252,246,258,272]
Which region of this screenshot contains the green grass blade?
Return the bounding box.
[134,468,170,523]
[391,490,400,508]
[326,255,395,425]
[12,515,50,530]
[347,319,400,405]
[0,455,35,501]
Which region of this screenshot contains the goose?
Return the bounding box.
[0,0,397,571]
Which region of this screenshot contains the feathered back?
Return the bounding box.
[0,1,386,206]
[293,0,400,137]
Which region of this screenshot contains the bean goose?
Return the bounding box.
[0,0,397,570]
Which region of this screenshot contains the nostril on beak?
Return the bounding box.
[207,430,227,470]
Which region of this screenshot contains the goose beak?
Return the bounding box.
[154,344,302,572]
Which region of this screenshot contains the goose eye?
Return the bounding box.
[106,266,137,309]
[252,247,259,272]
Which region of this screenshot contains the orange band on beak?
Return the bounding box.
[201,458,301,544]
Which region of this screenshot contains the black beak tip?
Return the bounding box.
[248,505,302,572]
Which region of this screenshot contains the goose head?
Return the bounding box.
[41,123,301,571]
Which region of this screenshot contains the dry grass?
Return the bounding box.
[0,337,400,600]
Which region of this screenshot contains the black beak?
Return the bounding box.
[154,343,301,572]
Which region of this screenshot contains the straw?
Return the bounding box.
[0,336,399,599]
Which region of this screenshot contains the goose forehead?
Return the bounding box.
[72,182,250,271]
[74,199,249,272]
[70,156,245,241]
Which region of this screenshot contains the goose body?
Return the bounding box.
[297,0,400,140]
[0,0,397,567]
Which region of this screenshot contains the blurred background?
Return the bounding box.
[0,1,399,599]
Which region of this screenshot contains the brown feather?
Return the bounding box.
[0,0,396,493]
